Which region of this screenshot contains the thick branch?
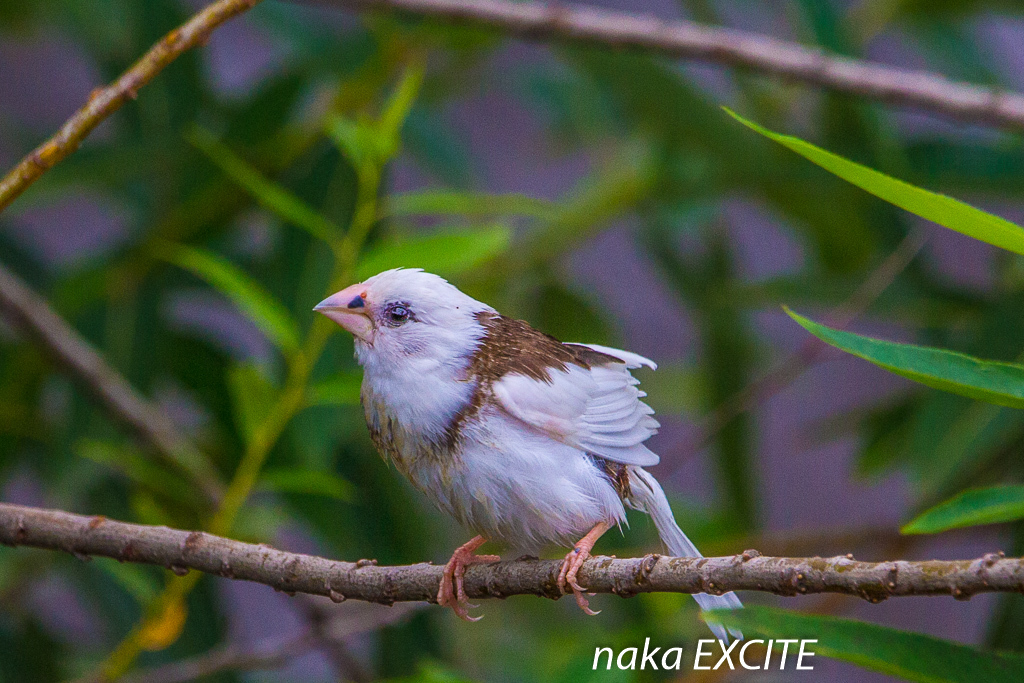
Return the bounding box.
[0,0,262,213]
[339,0,1024,131]
[3,503,1021,604]
[0,263,221,500]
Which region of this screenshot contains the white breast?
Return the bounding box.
[406,404,628,551]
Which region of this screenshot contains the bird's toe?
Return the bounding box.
[438,539,499,621]
[557,546,600,614]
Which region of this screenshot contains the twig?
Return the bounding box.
[681,228,927,459]
[2,0,1024,221]
[115,600,417,683]
[0,0,1014,311]
[294,595,379,682]
[3,503,1022,604]
[331,0,1024,131]
[0,262,222,501]
[5,0,1024,219]
[113,634,314,683]
[0,0,263,214]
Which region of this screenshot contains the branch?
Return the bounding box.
[116,601,418,683]
[0,262,222,501]
[115,634,314,683]
[337,0,1024,131]
[0,0,263,213]
[3,503,1022,604]
[4,0,1024,219]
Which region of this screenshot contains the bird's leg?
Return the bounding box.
[557,521,612,615]
[437,535,500,622]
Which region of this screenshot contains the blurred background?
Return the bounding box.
[2,0,1024,681]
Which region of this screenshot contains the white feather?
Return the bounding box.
[629,468,743,643]
[569,343,657,370]
[491,351,660,467]
[409,406,628,551]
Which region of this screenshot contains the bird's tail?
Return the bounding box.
[629,467,743,643]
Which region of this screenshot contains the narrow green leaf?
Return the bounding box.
[259,468,356,502]
[704,606,1024,682]
[385,190,556,220]
[161,243,301,353]
[227,364,278,443]
[94,562,161,604]
[325,115,382,168]
[308,371,362,406]
[385,661,478,683]
[786,308,1024,409]
[903,485,1024,534]
[324,63,426,168]
[188,125,339,243]
[129,491,178,528]
[76,440,196,506]
[725,108,1024,256]
[376,61,426,157]
[356,226,511,280]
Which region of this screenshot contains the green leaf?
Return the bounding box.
[725,108,1024,256]
[94,561,161,604]
[325,115,383,169]
[308,371,362,406]
[385,190,555,220]
[76,440,197,506]
[227,364,278,444]
[130,490,178,528]
[704,606,1024,682]
[160,243,301,353]
[325,61,425,167]
[903,485,1024,534]
[376,61,426,158]
[356,226,511,280]
[382,661,477,683]
[259,468,356,502]
[187,125,339,243]
[786,308,1024,409]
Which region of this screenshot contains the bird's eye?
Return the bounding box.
[386,304,410,326]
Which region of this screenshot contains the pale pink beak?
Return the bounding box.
[314,283,374,342]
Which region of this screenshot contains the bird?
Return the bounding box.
[314,268,742,641]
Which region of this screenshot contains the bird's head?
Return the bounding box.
[314,268,493,367]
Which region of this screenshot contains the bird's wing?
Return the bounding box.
[490,343,660,466]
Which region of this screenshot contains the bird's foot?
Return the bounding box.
[557,521,612,616]
[438,535,499,622]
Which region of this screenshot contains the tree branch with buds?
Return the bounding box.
[2,503,1020,606]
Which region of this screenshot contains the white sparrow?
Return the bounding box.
[315,268,742,640]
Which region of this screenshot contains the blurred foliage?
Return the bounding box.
[706,606,1024,682]
[2,0,1024,681]
[727,112,1024,679]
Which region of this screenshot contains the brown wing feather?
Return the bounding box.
[470,312,623,383]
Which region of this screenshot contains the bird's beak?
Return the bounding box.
[314,283,374,342]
